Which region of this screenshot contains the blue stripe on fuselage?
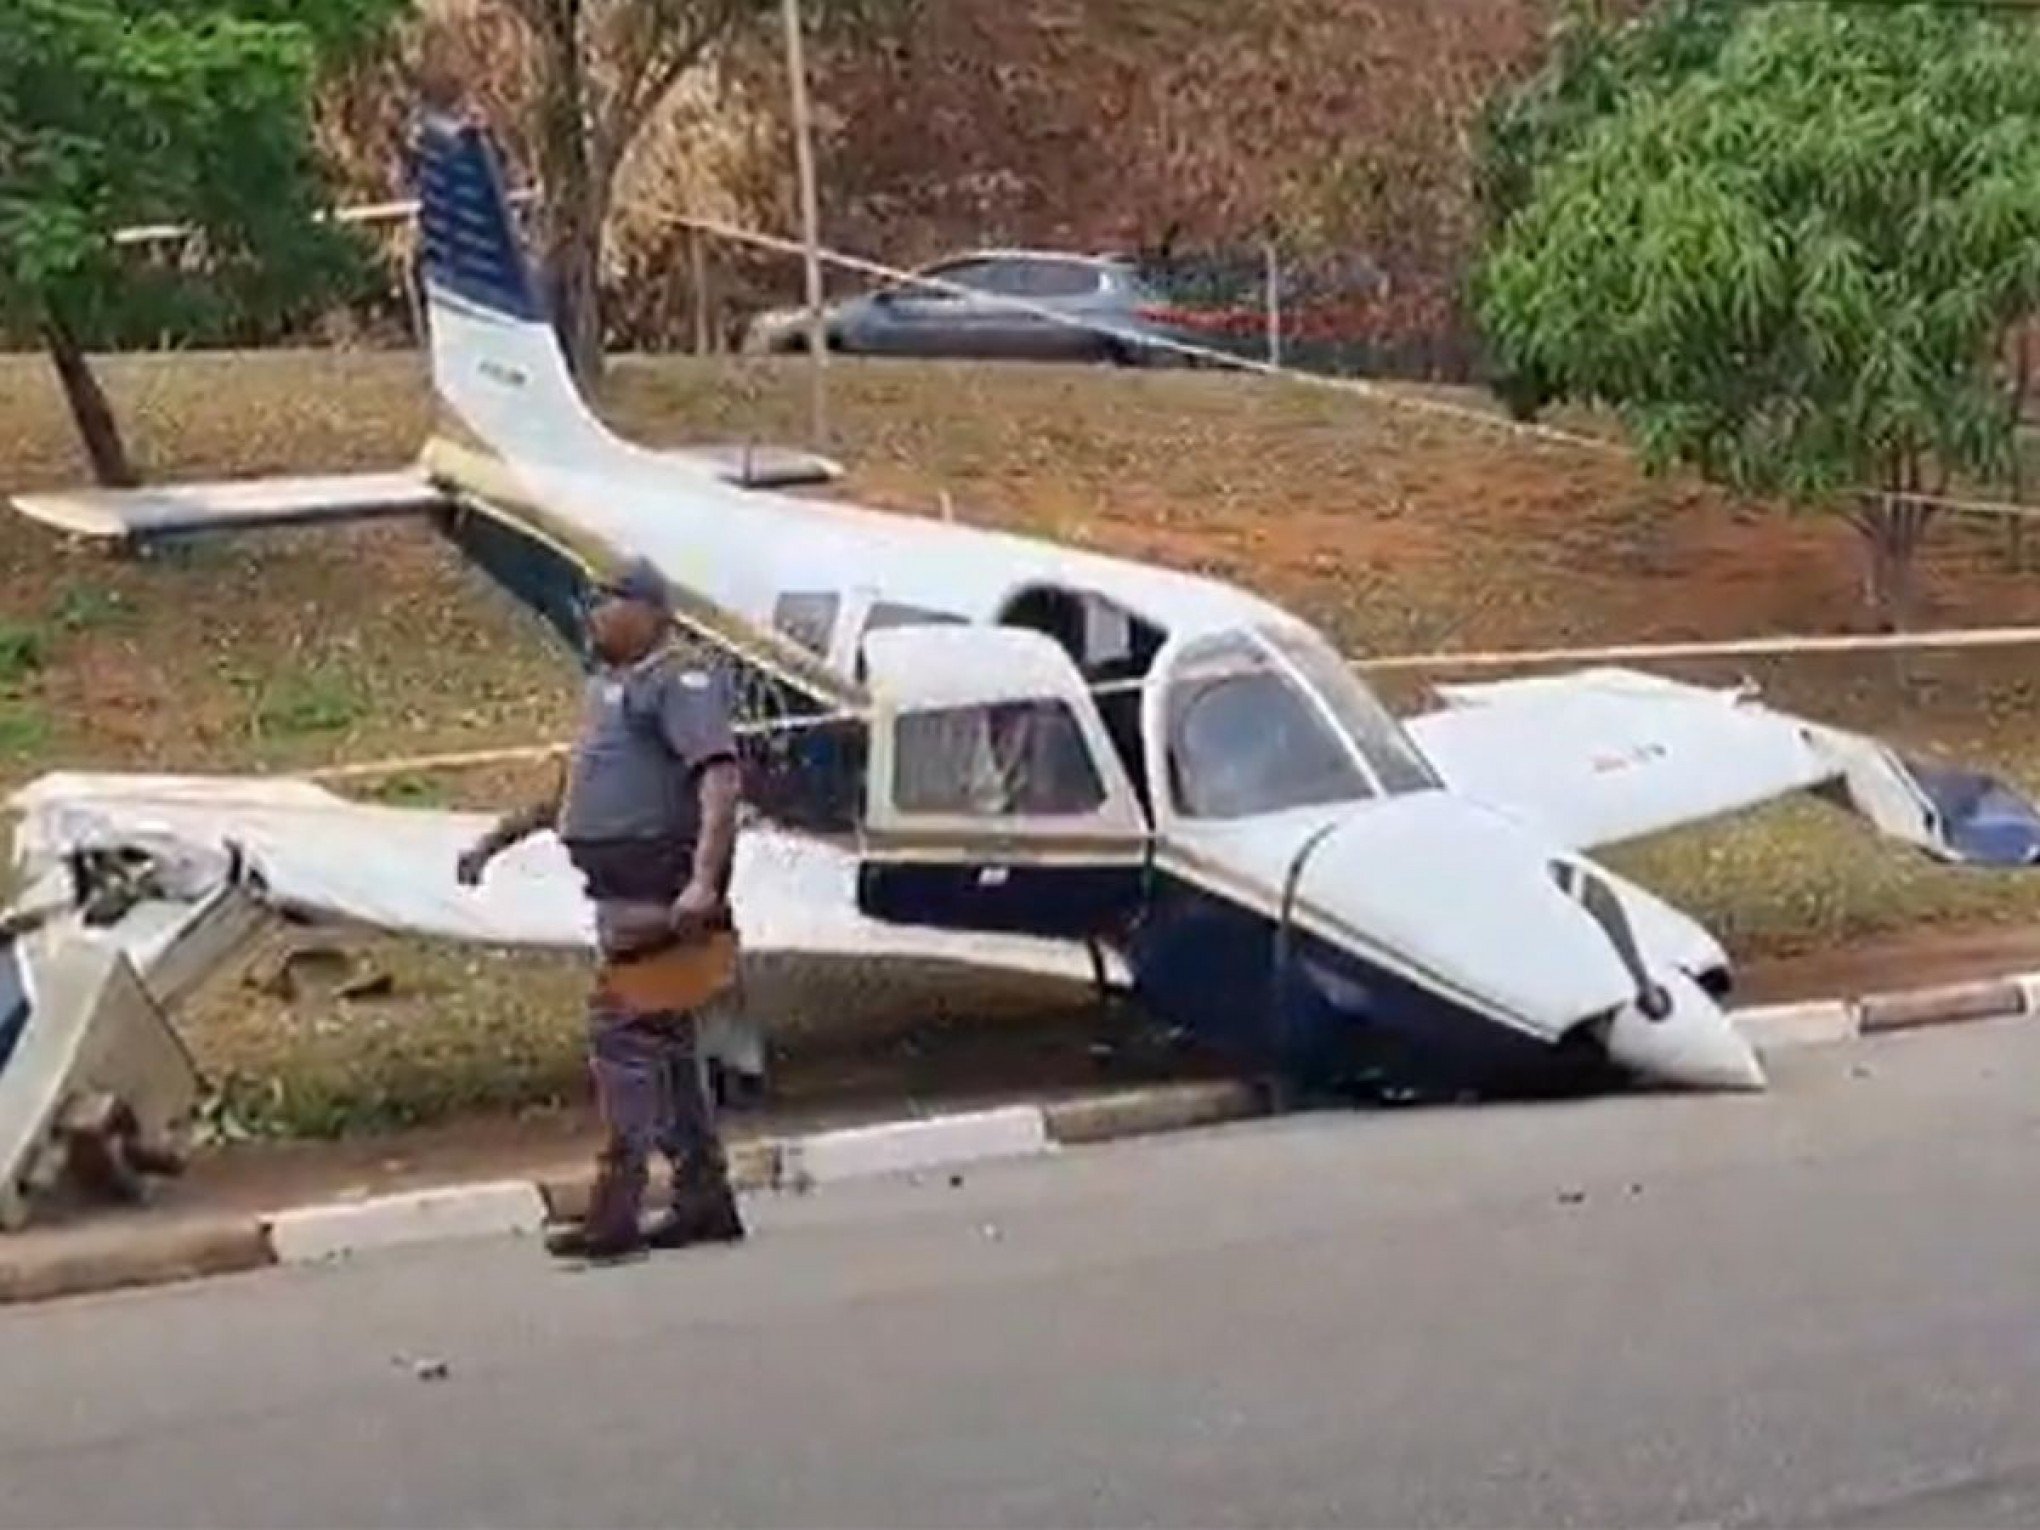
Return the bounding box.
[1129,871,1614,1098]
[411,115,546,324]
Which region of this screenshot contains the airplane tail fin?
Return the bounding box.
[411,112,619,472]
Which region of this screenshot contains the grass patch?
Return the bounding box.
[0,701,49,760]
[0,624,44,685]
[1609,796,2040,962]
[183,942,589,1139]
[52,581,131,634]
[359,771,454,807]
[253,666,368,740]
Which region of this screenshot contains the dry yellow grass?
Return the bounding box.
[7,348,2040,1132]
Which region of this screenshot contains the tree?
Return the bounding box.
[498,0,766,387]
[1477,3,2040,627]
[1473,0,1740,417]
[0,0,392,485]
[502,0,903,388]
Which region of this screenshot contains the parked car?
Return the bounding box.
[742,245,1436,374]
[748,249,1214,365]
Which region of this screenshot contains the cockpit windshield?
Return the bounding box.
[1163,627,1439,820]
[1261,627,1441,795]
[1165,633,1371,818]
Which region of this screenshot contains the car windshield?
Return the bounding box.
[1262,627,1440,795]
[1165,633,1372,819]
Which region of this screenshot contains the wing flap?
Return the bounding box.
[1407,667,2040,864]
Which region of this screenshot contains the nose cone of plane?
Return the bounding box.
[1603,968,1766,1091]
[1287,794,1641,1031]
[1281,794,1766,1091]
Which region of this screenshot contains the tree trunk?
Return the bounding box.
[1856,491,1934,633]
[2008,324,2031,571]
[41,316,137,488]
[530,0,605,388]
[689,225,711,356]
[544,182,605,388]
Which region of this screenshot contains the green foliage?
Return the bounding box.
[0,625,45,685]
[0,622,50,760]
[0,703,51,759]
[52,582,130,633]
[0,0,398,348]
[361,771,451,807]
[1476,0,1743,234]
[256,666,365,737]
[1475,0,1744,417]
[1476,4,2040,511]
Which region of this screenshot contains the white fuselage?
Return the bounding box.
[423,293,1764,1093]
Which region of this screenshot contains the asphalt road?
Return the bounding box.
[5,1021,2040,1530]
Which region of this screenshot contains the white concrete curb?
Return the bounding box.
[266,1179,548,1265]
[778,1105,1053,1189]
[266,1105,1066,1267]
[1732,999,1861,1052]
[1733,967,2040,1054]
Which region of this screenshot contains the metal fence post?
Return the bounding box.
[1263,241,1282,369]
[783,0,828,450]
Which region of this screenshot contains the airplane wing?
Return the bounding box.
[0,770,1110,1227]
[9,447,841,545]
[1404,667,2040,865]
[8,772,1110,988]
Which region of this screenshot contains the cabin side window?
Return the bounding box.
[773,591,840,657]
[894,701,1106,817]
[865,600,965,633]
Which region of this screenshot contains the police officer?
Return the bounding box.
[458,557,745,1262]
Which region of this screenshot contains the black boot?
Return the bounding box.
[645,1181,745,1249]
[548,1153,648,1264]
[544,1219,647,1263]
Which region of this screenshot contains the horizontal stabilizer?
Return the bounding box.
[11,471,445,542]
[11,446,838,546]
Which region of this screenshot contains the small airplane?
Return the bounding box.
[6,108,2039,1217]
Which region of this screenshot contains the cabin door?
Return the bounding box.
[856,625,1150,940]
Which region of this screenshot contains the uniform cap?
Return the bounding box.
[596,556,672,614]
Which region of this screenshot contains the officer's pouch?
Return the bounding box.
[597,929,738,1015]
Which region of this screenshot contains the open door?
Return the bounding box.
[857,626,1150,939]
